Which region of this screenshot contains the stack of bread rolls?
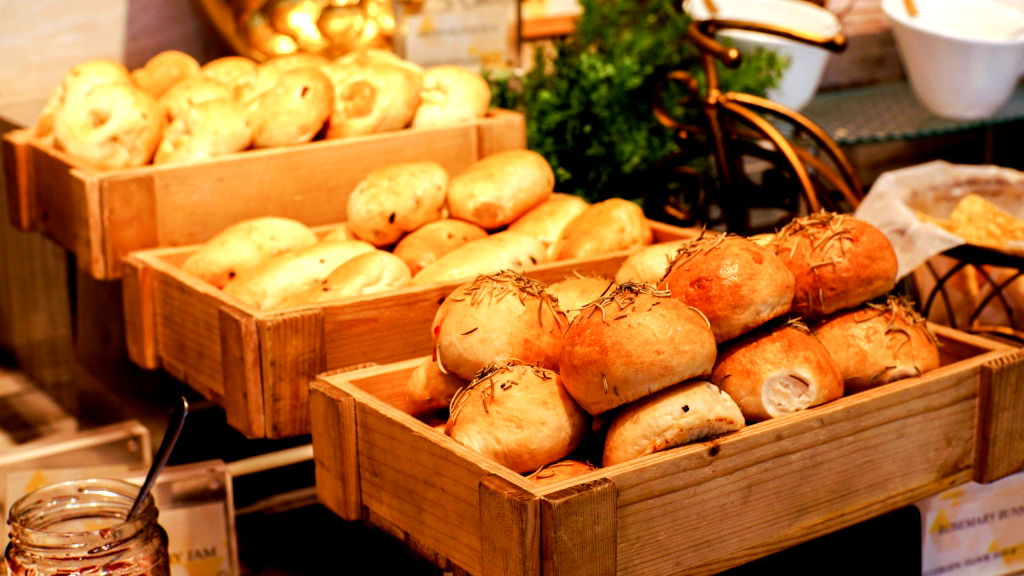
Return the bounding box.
[406,210,942,479]
[179,150,654,310]
[35,49,494,170]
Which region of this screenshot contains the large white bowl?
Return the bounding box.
[684,0,841,111]
[882,0,1024,120]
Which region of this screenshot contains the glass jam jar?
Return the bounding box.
[4,478,170,576]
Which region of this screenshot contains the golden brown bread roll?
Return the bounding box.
[545,275,613,321]
[36,59,133,143]
[405,356,469,418]
[445,361,590,474]
[446,150,555,230]
[223,239,376,309]
[410,230,547,286]
[52,83,164,170]
[154,99,252,165]
[768,211,898,321]
[278,250,412,306]
[560,283,718,415]
[346,162,449,247]
[158,75,235,123]
[711,321,843,422]
[392,219,489,275]
[412,65,492,129]
[200,56,259,95]
[507,193,590,261]
[812,296,940,394]
[528,460,599,485]
[322,56,423,138]
[602,380,745,466]
[431,270,567,381]
[182,216,318,289]
[556,198,653,260]
[659,233,795,343]
[614,240,689,285]
[131,50,200,98]
[251,67,334,148]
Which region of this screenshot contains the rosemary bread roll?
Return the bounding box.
[602,380,745,466]
[411,230,547,286]
[346,161,449,247]
[182,216,318,289]
[556,198,653,260]
[278,250,412,306]
[507,193,590,260]
[445,361,590,474]
[251,67,334,148]
[528,460,599,485]
[659,233,795,343]
[223,239,376,309]
[431,270,567,381]
[767,211,898,321]
[36,59,133,144]
[545,275,613,321]
[393,219,489,275]
[446,150,555,230]
[412,65,492,129]
[131,50,200,98]
[812,296,940,394]
[560,283,717,415]
[711,322,843,422]
[154,98,252,165]
[614,240,689,284]
[405,356,469,418]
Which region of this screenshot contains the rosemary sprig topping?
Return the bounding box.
[661,228,731,282]
[856,294,939,347]
[771,211,855,268]
[580,282,671,325]
[447,360,551,421]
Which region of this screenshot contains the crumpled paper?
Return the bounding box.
[853,160,1024,281]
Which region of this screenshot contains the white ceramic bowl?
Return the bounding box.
[684,0,841,111]
[882,0,1024,120]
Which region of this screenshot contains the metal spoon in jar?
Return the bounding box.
[127,395,189,520]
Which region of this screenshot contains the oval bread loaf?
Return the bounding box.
[412,65,492,129]
[614,240,689,284]
[446,150,555,230]
[346,162,449,247]
[278,250,412,307]
[393,219,488,275]
[508,193,590,260]
[411,230,547,286]
[556,198,653,260]
[251,67,334,148]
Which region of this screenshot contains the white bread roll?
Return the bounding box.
[131,50,200,98]
[614,240,689,285]
[528,460,599,485]
[445,361,590,474]
[411,230,547,286]
[182,216,318,289]
[200,56,258,96]
[346,161,449,247]
[322,56,423,138]
[446,150,555,230]
[768,211,898,321]
[602,380,745,466]
[223,239,375,309]
[659,233,795,343]
[158,75,235,123]
[812,296,940,394]
[36,59,133,143]
[405,356,469,418]
[393,219,488,275]
[545,275,613,322]
[251,67,333,148]
[508,193,590,261]
[412,65,492,129]
[278,250,412,306]
[154,98,252,165]
[560,283,717,415]
[556,198,653,260]
[711,322,843,422]
[431,270,567,381]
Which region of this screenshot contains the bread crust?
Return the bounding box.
[659,233,795,343]
[711,322,843,422]
[559,283,717,415]
[768,211,898,320]
[812,296,940,394]
[602,380,744,466]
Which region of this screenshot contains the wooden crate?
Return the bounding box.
[2,109,525,281]
[122,221,698,439]
[309,325,1024,576]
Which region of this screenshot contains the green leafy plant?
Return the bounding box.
[488,0,787,204]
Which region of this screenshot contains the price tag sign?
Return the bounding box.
[395,0,519,69]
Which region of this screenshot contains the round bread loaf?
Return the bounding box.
[812,296,940,394]
[52,83,164,170]
[393,219,489,275]
[528,460,599,485]
[545,275,613,322]
[412,65,492,129]
[405,356,469,418]
[659,233,795,343]
[446,150,555,230]
[251,67,333,148]
[602,380,745,466]
[768,211,898,320]
[556,198,653,260]
[711,321,843,422]
[431,270,567,381]
[346,161,449,247]
[279,250,412,307]
[322,57,423,138]
[36,59,133,143]
[154,98,252,165]
[614,240,689,284]
[411,230,547,286]
[560,282,717,415]
[507,193,590,261]
[131,50,200,98]
[445,361,590,474]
